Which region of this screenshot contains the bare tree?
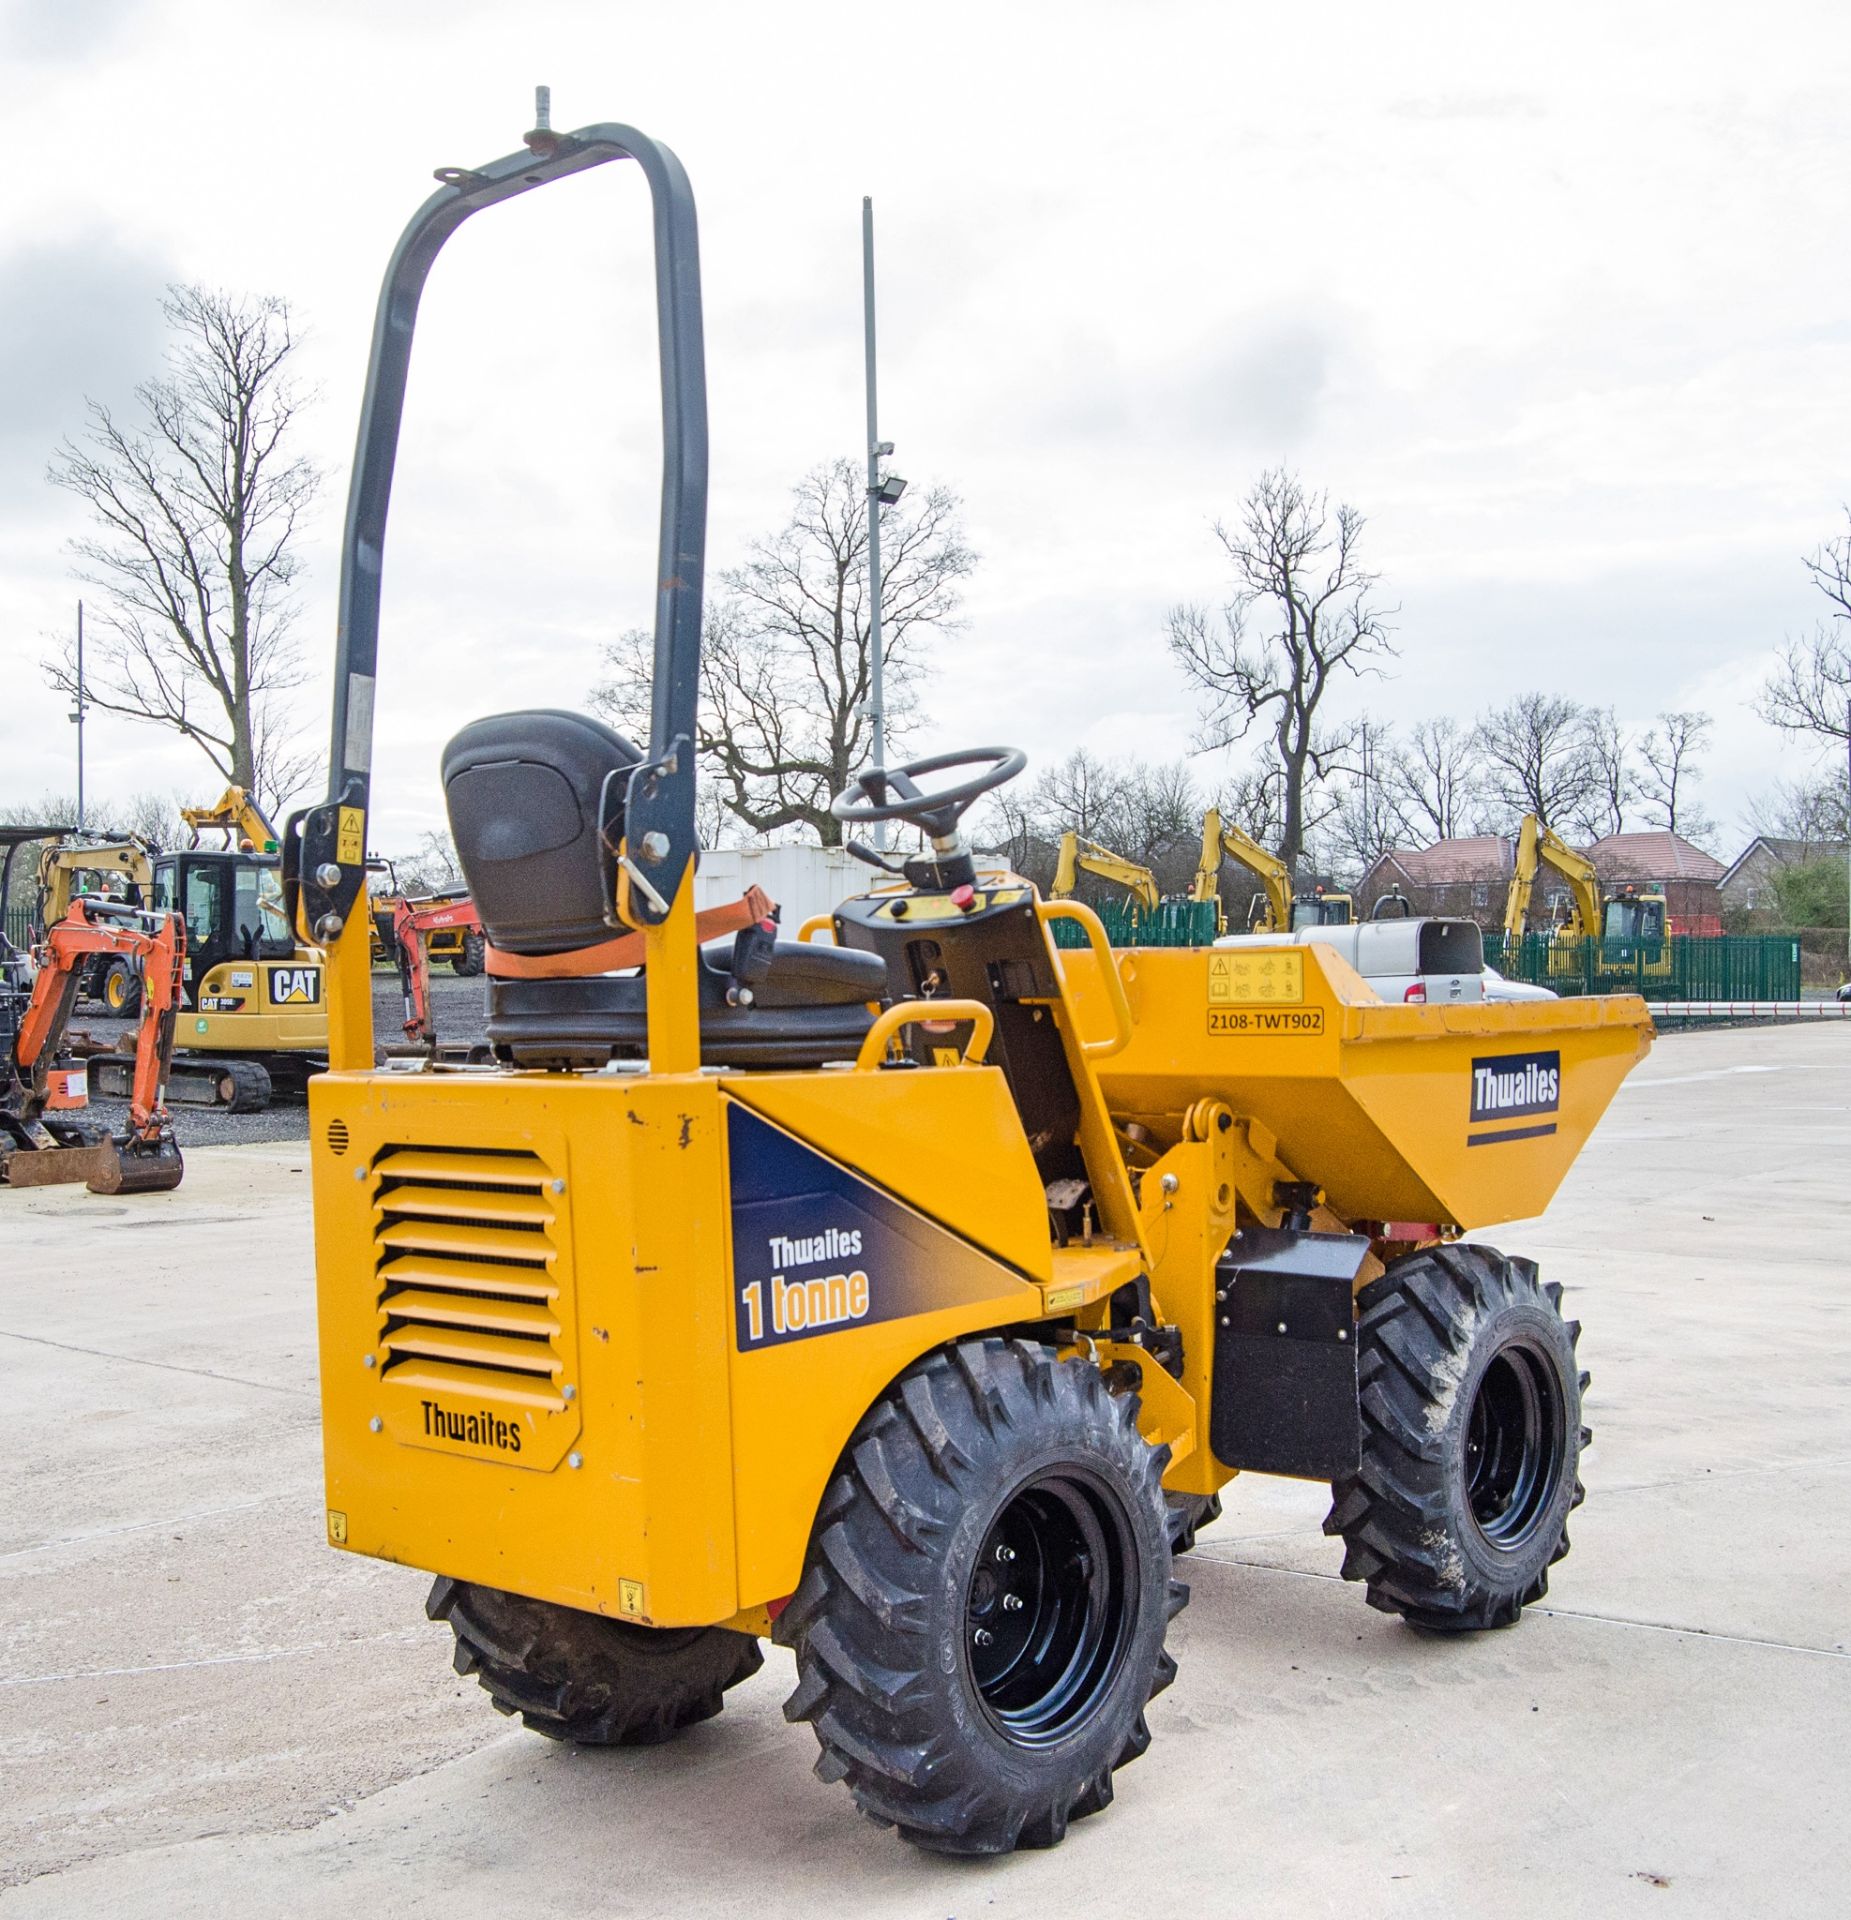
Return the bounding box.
[1386,716,1483,842]
[1166,468,1396,869]
[1760,511,1851,745]
[592,459,974,846]
[1744,770,1848,847]
[1573,707,1634,842]
[45,286,322,814]
[1473,693,1598,831]
[1637,710,1714,842]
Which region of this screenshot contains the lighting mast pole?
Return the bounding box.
[862,196,887,851]
[71,600,87,833]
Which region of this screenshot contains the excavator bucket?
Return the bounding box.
[89,1132,185,1195]
[1,1138,122,1189]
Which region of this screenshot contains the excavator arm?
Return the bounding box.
[3,898,186,1193]
[1196,808,1294,934]
[392,892,482,1049]
[1505,814,1602,941]
[1049,832,1160,914]
[35,837,154,930]
[182,786,280,852]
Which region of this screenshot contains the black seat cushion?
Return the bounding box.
[443,709,641,955]
[488,941,888,1071]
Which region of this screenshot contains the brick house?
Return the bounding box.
[1360,836,1515,927]
[1583,832,1726,935]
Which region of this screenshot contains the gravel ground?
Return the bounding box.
[66,972,489,1146]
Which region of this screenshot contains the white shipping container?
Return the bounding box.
[693,844,868,933]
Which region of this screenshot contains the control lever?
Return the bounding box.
[847,838,906,875]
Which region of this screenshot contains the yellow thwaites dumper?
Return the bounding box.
[291,112,1655,1857]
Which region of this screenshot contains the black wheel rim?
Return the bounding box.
[964,1468,1136,1749]
[1464,1339,1567,1550]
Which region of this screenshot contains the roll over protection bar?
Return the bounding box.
[287,113,708,945]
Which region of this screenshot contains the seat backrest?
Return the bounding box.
[442,710,642,956]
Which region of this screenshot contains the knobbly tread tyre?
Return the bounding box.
[429,1578,763,1745]
[101,959,141,1017]
[452,931,485,977]
[1165,1491,1223,1556]
[1323,1243,1587,1633]
[774,1336,1186,1855]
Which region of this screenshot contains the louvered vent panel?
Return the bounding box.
[372,1146,564,1408]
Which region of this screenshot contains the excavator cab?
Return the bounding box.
[1290,885,1353,929]
[150,849,294,992]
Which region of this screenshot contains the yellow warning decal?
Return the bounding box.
[335,806,365,865]
[327,1509,348,1545]
[618,1578,646,1618]
[1207,949,1304,1005]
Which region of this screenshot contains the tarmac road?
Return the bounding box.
[2,1022,1847,1916]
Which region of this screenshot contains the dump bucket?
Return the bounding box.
[1062,941,1653,1230]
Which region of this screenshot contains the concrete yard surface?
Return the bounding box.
[2,1023,1847,1916]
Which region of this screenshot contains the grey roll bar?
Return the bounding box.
[289,114,706,938]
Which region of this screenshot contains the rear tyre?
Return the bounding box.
[101,959,141,1017]
[1323,1243,1587,1632]
[452,931,485,977]
[776,1337,1186,1855]
[429,1578,763,1745]
[1165,1491,1223,1555]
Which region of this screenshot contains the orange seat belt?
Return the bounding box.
[483,885,776,981]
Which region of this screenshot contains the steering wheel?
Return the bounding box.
[831,747,1026,839]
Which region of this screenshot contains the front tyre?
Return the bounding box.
[776,1337,1186,1855]
[429,1578,763,1744]
[1323,1244,1587,1632]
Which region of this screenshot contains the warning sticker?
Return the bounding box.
[1209,1006,1325,1037]
[1207,949,1305,1005]
[336,806,365,865]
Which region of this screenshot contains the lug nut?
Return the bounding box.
[994,1544,1016,1563]
[1002,1593,1024,1611]
[972,1627,994,1647]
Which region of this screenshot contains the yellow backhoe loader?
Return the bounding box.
[1191,807,1352,933]
[295,109,1654,1858]
[1504,814,1672,986]
[35,834,155,1012]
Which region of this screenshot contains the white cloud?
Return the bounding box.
[2,0,1849,859]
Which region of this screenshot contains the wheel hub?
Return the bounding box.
[964,1469,1135,1749]
[1464,1340,1567,1550]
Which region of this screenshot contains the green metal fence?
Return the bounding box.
[1048,898,1220,949]
[1483,932,1802,1001]
[4,906,32,951]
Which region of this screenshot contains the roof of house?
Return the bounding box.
[1584,831,1725,885]
[1368,836,1513,888]
[1719,835,1849,886]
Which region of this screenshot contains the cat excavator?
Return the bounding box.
[1191,808,1353,933]
[88,785,331,1109]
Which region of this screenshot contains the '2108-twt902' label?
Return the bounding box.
[726,1103,1030,1351]
[1468,1049,1561,1146]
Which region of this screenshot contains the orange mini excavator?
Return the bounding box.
[2,893,187,1194]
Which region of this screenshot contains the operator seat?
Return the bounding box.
[442,710,888,1069]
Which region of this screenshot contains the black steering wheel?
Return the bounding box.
[831,746,1026,839]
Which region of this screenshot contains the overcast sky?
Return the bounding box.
[2,0,1847,857]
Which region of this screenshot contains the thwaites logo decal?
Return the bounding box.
[727,1103,1027,1351]
[1469,1049,1561,1146]
[269,965,321,1006]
